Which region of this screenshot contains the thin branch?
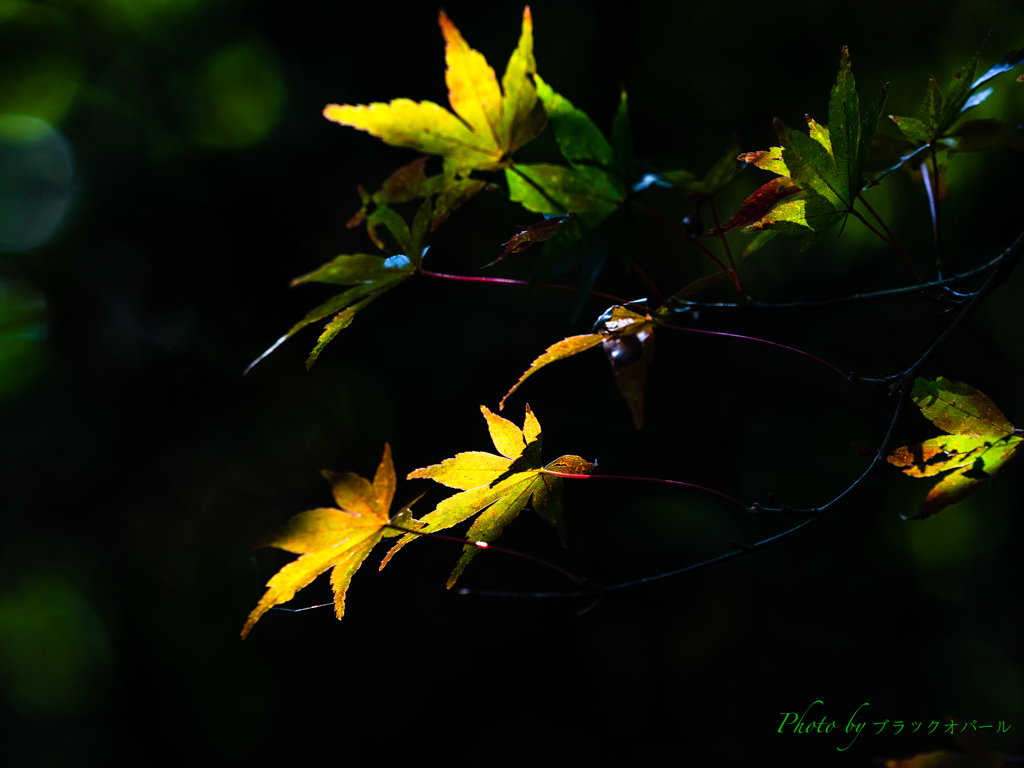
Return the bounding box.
[383,523,585,586]
[658,323,850,381]
[631,260,665,304]
[419,269,631,305]
[921,146,943,267]
[848,208,926,282]
[664,230,1024,312]
[458,233,1021,602]
[630,200,744,293]
[709,196,738,274]
[543,471,753,513]
[856,193,911,268]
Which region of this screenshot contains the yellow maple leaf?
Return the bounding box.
[322,7,546,175]
[241,445,421,639]
[380,405,592,588]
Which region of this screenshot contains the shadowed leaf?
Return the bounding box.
[488,216,566,266]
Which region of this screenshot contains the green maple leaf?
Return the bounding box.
[244,231,423,373]
[242,445,424,639]
[728,47,888,250]
[380,405,593,588]
[660,137,745,202]
[887,377,1022,520]
[506,80,637,319]
[883,45,1024,178]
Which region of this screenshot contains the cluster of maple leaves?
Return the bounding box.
[243,6,1024,663]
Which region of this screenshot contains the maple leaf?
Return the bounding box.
[323,8,546,225]
[500,274,726,428]
[660,137,745,203]
[380,405,593,588]
[486,215,567,267]
[506,82,636,317]
[720,48,888,250]
[244,244,420,373]
[500,304,655,428]
[881,45,1024,180]
[242,445,423,639]
[887,377,1022,520]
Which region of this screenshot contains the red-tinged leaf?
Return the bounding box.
[487,216,567,267]
[707,177,801,237]
[738,147,788,176]
[383,406,592,585]
[242,445,423,638]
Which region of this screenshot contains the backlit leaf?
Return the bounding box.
[887,378,1022,519]
[324,8,543,174]
[242,445,423,638]
[382,406,592,586]
[245,252,416,373]
[723,49,887,247]
[488,216,566,266]
[507,76,637,304]
[323,8,545,223]
[501,304,657,428]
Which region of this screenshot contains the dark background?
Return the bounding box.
[2,0,1023,764]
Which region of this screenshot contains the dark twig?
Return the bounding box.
[630,200,744,294]
[921,146,943,267]
[631,260,665,304]
[848,208,926,282]
[419,269,631,305]
[708,196,737,274]
[664,230,1024,312]
[658,323,850,381]
[383,523,587,586]
[543,471,753,513]
[456,231,1021,602]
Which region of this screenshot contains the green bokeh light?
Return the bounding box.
[0,573,113,716]
[186,39,286,149]
[0,2,84,125]
[0,279,47,399]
